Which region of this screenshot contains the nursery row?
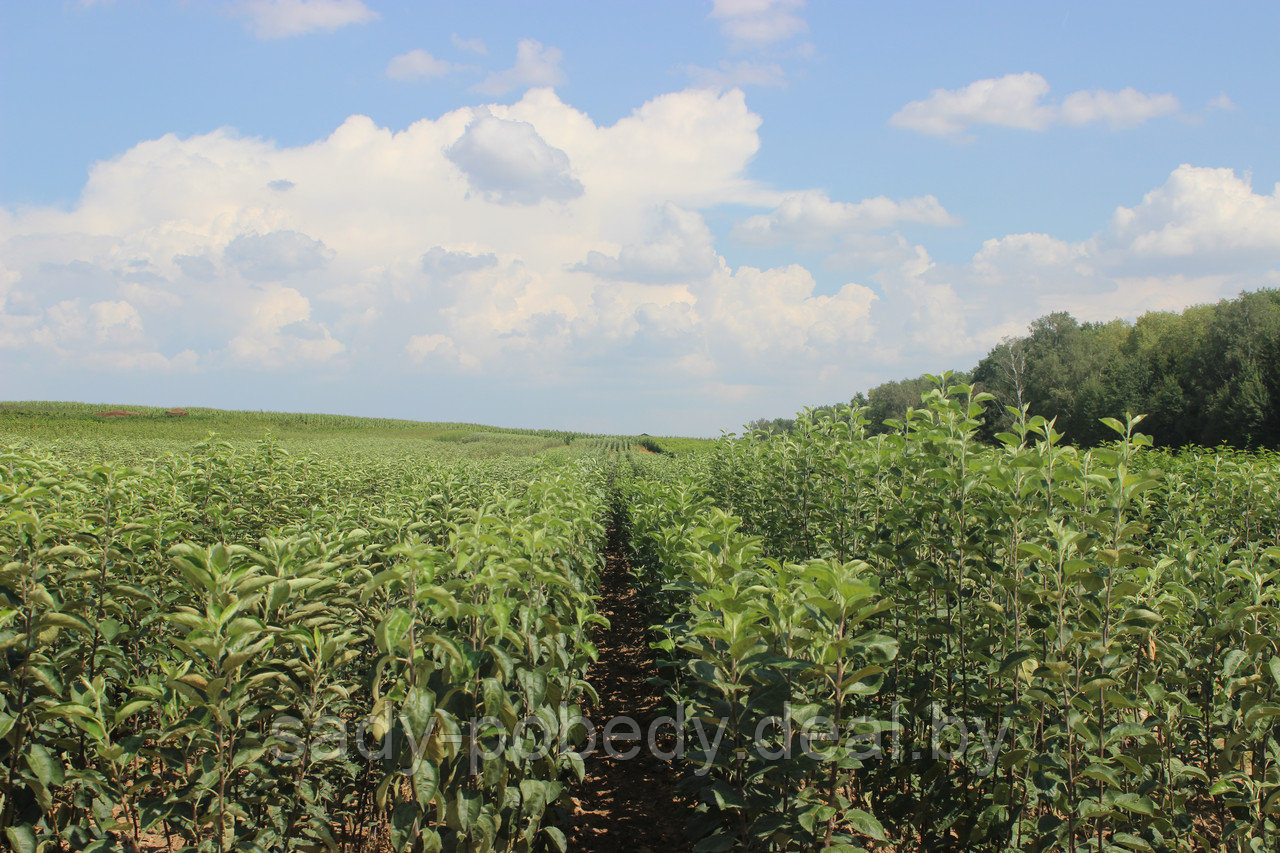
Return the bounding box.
[1,437,608,852]
[622,379,1280,851]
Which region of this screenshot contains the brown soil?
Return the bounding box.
[567,520,694,852]
[96,409,140,418]
[164,408,189,417]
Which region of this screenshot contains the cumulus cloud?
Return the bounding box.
[474,39,565,95]
[683,60,787,89]
[233,0,378,39]
[224,230,333,281]
[421,247,499,280]
[4,293,197,372]
[1101,165,1280,266]
[1058,88,1181,128]
[0,86,772,399]
[700,265,876,361]
[969,233,1099,302]
[709,0,807,44]
[452,34,488,56]
[227,286,344,367]
[404,333,480,370]
[733,191,959,247]
[386,50,456,81]
[941,165,1280,346]
[574,204,720,284]
[38,299,142,348]
[890,72,1179,139]
[0,264,18,313]
[445,115,584,205]
[174,254,217,281]
[1207,93,1236,112]
[4,81,1275,432]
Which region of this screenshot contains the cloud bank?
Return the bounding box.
[891,73,1180,139]
[1,82,1273,432]
[233,0,378,39]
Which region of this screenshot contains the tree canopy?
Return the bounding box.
[750,289,1280,449]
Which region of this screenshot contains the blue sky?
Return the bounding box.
[2,1,1278,435]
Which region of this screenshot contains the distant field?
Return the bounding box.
[0,400,715,460]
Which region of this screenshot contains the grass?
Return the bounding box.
[0,401,716,460]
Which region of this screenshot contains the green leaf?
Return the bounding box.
[4,825,36,853]
[1113,793,1156,817]
[411,758,438,809]
[692,834,737,852]
[846,808,887,841]
[1112,831,1155,851]
[446,791,481,831]
[1099,417,1126,436]
[542,826,568,852]
[376,608,413,654]
[114,699,153,725]
[1221,649,1248,680]
[39,611,92,633]
[999,650,1036,675]
[25,743,61,787]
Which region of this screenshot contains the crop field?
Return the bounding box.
[2,386,1278,852]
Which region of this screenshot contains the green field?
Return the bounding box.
[0,401,713,462]
[2,388,1278,852]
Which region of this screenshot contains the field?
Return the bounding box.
[2,385,1278,852]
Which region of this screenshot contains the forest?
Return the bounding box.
[748,289,1280,449]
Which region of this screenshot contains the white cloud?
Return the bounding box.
[421,247,498,280]
[38,299,132,347]
[1058,88,1181,128]
[452,33,488,56]
[890,72,1179,139]
[227,286,344,367]
[1207,93,1236,112]
[386,50,456,81]
[5,82,1276,432]
[1098,165,1280,270]
[6,294,196,371]
[233,0,378,39]
[574,204,720,283]
[474,39,565,96]
[683,60,787,89]
[733,190,959,247]
[709,0,807,44]
[944,165,1280,346]
[88,300,144,345]
[224,230,333,281]
[0,264,18,313]
[445,115,585,205]
[174,254,217,281]
[404,333,480,370]
[700,265,876,360]
[969,233,1099,306]
[0,87,772,395]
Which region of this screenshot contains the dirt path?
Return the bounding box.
[566,519,693,852]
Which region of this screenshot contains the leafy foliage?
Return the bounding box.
[0,436,608,851]
[627,379,1280,850]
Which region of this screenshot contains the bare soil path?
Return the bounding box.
[566,518,693,852]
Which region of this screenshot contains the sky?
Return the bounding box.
[2,1,1279,435]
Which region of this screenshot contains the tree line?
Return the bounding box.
[747,288,1280,448]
